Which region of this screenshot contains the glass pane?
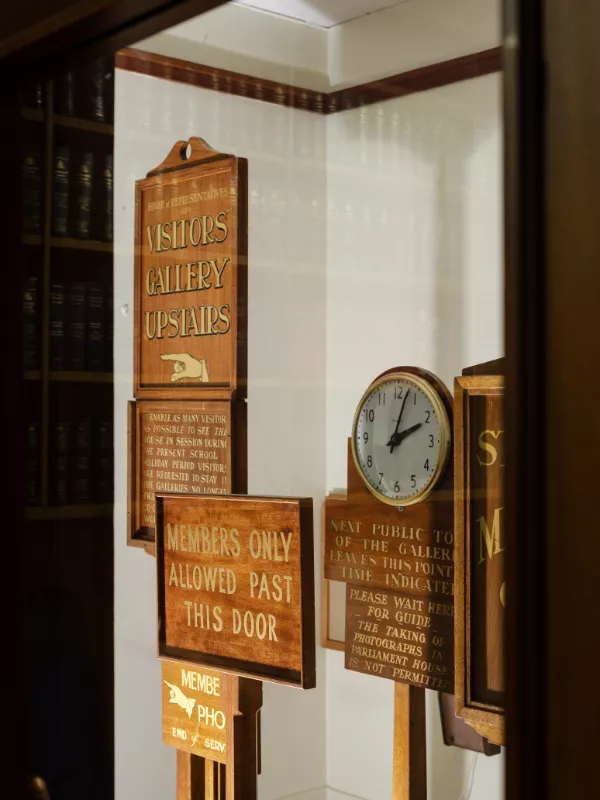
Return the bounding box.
[18,1,506,798]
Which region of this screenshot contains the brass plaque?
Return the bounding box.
[162,661,232,762]
[345,585,454,693]
[156,494,316,688]
[134,139,247,400]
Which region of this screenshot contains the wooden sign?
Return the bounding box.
[134,137,247,400]
[128,399,246,545]
[325,493,454,599]
[162,661,235,762]
[454,361,505,745]
[345,584,454,693]
[164,661,263,800]
[156,494,316,688]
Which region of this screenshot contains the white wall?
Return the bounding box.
[325,74,504,800]
[115,57,504,800]
[114,69,327,800]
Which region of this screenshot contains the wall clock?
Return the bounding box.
[351,369,451,507]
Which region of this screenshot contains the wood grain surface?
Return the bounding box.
[134,139,247,400]
[392,684,427,800]
[345,584,454,693]
[128,399,247,545]
[157,494,315,687]
[454,372,505,745]
[324,493,454,599]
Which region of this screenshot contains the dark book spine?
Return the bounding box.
[104,66,115,125]
[91,58,106,122]
[21,81,43,111]
[23,276,38,370]
[103,154,113,243]
[52,146,70,237]
[74,153,94,239]
[58,71,75,116]
[25,421,40,507]
[93,422,113,503]
[71,421,91,503]
[66,282,86,371]
[22,143,42,235]
[49,282,66,370]
[86,283,105,371]
[51,422,70,506]
[106,286,113,372]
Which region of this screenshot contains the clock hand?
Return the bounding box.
[389,389,410,454]
[386,422,423,449]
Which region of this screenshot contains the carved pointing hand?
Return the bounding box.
[164,681,196,719]
[160,353,209,383]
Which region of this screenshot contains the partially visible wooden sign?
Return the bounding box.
[345,584,454,693]
[157,494,316,688]
[128,399,246,544]
[438,693,500,756]
[134,138,247,401]
[454,366,505,745]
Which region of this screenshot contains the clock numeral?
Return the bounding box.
[424,459,430,471]
[411,474,416,488]
[367,455,373,468]
[394,481,400,493]
[429,434,434,448]
[425,411,431,423]
[378,473,384,487]
[363,432,369,443]
[414,392,417,405]
[368,409,375,422]
[378,393,386,406]
[394,386,403,399]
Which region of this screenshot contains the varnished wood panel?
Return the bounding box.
[345,584,454,693]
[128,398,246,546]
[454,373,505,745]
[156,494,315,688]
[324,493,454,597]
[134,137,247,400]
[393,684,426,800]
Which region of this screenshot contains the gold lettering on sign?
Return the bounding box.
[477,506,505,565]
[140,406,231,528]
[477,429,505,467]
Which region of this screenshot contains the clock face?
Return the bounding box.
[351,372,451,506]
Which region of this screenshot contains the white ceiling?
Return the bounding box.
[232,0,411,29]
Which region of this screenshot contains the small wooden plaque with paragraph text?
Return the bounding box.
[127,398,247,545]
[156,494,316,688]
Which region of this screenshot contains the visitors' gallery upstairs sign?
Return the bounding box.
[156,494,316,689]
[134,137,247,401]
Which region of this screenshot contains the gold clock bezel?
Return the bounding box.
[350,371,451,507]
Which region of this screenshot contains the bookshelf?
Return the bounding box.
[22,70,114,519]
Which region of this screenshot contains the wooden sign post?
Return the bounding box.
[163,661,262,800]
[128,137,260,799]
[156,493,316,688]
[323,365,500,796]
